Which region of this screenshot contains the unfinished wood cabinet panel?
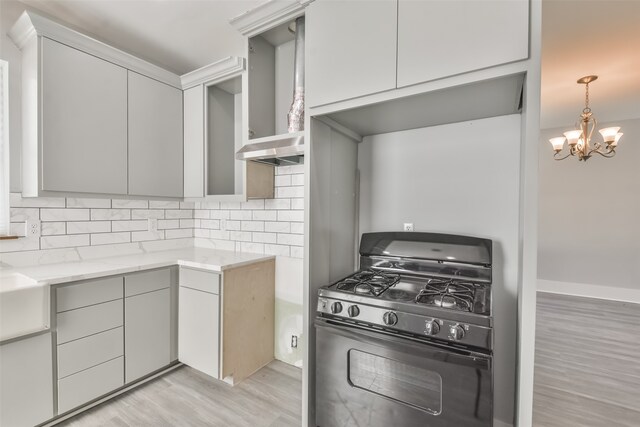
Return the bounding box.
[220,259,275,385]
[247,162,275,199]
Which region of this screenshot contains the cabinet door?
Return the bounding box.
[128,71,183,197]
[41,38,127,194]
[124,288,171,383]
[306,0,398,107]
[178,287,219,379]
[0,333,54,427]
[397,0,529,88]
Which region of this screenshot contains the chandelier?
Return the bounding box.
[548,75,623,161]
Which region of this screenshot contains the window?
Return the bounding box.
[0,59,9,236]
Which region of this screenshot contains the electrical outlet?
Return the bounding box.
[291,335,298,349]
[148,218,158,232]
[403,223,414,232]
[26,220,41,237]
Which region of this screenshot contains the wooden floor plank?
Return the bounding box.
[533,292,640,427]
[56,361,302,427]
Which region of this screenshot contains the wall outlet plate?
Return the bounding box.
[148,218,158,232]
[25,220,41,237]
[403,223,414,232]
[291,335,298,349]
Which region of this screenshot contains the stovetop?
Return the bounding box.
[329,269,490,316]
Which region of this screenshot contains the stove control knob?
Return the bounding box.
[383,311,398,326]
[347,305,360,318]
[330,302,343,314]
[449,324,465,341]
[424,320,440,336]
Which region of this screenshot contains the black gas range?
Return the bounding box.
[315,232,494,427]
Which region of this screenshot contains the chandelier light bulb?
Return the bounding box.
[549,137,566,152]
[563,130,582,146]
[599,127,621,144]
[612,132,623,147]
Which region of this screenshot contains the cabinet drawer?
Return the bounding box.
[57,300,123,344]
[57,356,124,414]
[125,268,172,297]
[57,327,124,379]
[179,268,220,294]
[56,277,123,312]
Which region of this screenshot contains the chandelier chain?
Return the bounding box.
[583,83,591,114]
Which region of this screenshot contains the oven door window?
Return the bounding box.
[348,349,442,415]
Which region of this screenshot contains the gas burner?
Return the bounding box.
[334,269,400,297]
[415,279,476,312]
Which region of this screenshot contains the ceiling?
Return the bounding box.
[3,0,638,129]
[541,0,640,129]
[9,0,262,75]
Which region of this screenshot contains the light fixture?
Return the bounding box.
[548,75,623,162]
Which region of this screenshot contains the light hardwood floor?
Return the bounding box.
[533,292,640,427]
[56,361,302,427]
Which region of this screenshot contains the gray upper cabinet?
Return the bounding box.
[396,0,529,88]
[41,38,128,195]
[306,0,398,107]
[128,71,184,198]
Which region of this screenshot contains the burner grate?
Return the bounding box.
[334,269,400,297]
[415,278,476,312]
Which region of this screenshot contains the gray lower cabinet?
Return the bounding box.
[128,71,184,198]
[0,333,54,427]
[58,357,124,414]
[125,288,171,382]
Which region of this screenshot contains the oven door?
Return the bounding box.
[315,317,492,427]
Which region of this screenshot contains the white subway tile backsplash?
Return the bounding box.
[10,208,40,222]
[252,210,277,221]
[209,230,230,240]
[225,220,241,231]
[180,219,195,229]
[149,201,180,209]
[91,232,131,246]
[41,234,89,249]
[10,222,26,237]
[229,231,252,242]
[180,201,196,209]
[220,201,241,210]
[241,221,264,232]
[291,198,304,210]
[112,199,149,209]
[200,219,221,230]
[132,230,165,242]
[290,246,304,258]
[275,186,304,198]
[67,221,111,234]
[194,210,210,219]
[201,201,220,210]
[264,244,290,257]
[41,208,90,222]
[241,199,264,210]
[0,236,40,253]
[194,228,210,238]
[265,221,291,233]
[209,210,230,220]
[239,242,264,254]
[10,193,65,208]
[274,175,291,187]
[291,174,304,186]
[278,210,304,222]
[165,210,193,219]
[230,210,252,220]
[92,209,131,221]
[265,199,290,210]
[277,233,304,247]
[131,209,164,220]
[252,232,277,244]
[40,222,67,236]
[112,220,148,232]
[290,222,304,234]
[66,198,111,208]
[165,228,193,239]
[158,219,180,230]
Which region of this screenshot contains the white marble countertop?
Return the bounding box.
[0,247,274,287]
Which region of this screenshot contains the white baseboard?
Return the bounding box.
[537,279,640,304]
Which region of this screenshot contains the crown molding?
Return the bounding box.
[229,0,314,37]
[7,11,181,89]
[180,56,246,90]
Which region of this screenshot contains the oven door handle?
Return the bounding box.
[315,317,491,369]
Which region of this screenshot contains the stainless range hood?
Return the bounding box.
[235,132,304,166]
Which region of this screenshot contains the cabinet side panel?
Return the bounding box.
[221,259,275,384]
[184,85,205,198]
[41,38,128,195]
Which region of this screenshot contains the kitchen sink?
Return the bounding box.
[0,273,50,342]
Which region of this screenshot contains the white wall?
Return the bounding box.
[358,115,522,426]
[538,117,640,290]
